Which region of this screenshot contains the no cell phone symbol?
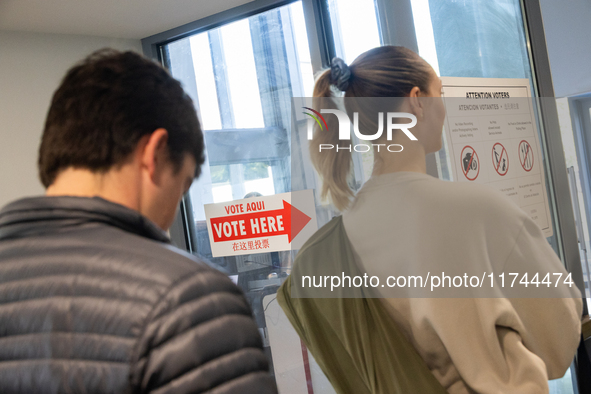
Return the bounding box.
[519,140,534,172]
[492,143,509,176]
[461,145,479,181]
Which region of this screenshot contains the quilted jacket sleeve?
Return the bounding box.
[130,268,278,394]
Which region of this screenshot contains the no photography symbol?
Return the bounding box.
[461,145,479,181]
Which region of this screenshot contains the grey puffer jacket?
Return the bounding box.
[0,196,278,394]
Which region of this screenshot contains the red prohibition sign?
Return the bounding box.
[460,145,480,181]
[492,142,509,176]
[519,140,534,172]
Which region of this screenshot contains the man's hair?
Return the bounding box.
[38,48,205,187]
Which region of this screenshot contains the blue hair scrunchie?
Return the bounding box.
[330,57,351,91]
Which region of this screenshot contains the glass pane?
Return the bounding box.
[189,33,222,130]
[412,0,530,79]
[327,0,382,63]
[221,19,266,129]
[163,2,335,392]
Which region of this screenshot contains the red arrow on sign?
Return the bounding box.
[210,200,311,243]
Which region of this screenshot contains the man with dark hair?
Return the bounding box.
[0,49,277,394]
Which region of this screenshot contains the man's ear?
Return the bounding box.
[140,128,169,185]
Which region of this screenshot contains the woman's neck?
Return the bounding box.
[371,139,427,177]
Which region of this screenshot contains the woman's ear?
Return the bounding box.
[140,128,169,185]
[408,86,424,120]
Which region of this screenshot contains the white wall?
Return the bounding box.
[0,30,141,207]
[540,0,591,97]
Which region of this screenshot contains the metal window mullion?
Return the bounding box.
[567,167,591,299]
[281,6,306,98]
[250,10,292,130]
[250,9,292,194]
[208,30,235,129]
[325,1,345,60]
[229,164,246,200]
[570,98,591,250]
[277,6,305,194]
[301,0,335,72]
[570,99,591,267]
[374,0,418,52]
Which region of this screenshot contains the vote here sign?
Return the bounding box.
[204,190,318,257]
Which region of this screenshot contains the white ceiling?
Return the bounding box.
[0,0,255,40]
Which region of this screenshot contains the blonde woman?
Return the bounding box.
[278,46,582,394]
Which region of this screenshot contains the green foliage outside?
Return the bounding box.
[210,162,269,184]
[244,162,269,181]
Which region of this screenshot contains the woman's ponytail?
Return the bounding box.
[309,67,354,211]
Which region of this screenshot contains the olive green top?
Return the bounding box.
[277,216,448,394]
